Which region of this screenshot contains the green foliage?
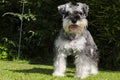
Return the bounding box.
[3,11,36,21]
[0,0,120,70]
[0,46,8,59]
[0,37,17,60]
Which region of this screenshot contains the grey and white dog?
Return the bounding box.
[52,2,99,79]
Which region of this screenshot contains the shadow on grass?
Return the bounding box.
[10,68,53,75]
[10,67,75,77]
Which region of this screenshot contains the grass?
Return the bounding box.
[0,60,120,80]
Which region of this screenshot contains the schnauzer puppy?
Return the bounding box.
[52,2,99,79]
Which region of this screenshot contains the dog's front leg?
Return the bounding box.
[53,51,67,77]
[74,54,90,79]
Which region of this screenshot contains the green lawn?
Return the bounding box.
[0,60,120,80]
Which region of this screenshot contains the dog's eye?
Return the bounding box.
[66,12,69,15]
[74,11,83,15]
[78,12,83,15]
[64,11,69,18]
[74,11,79,14]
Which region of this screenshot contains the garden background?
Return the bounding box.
[0,0,120,70]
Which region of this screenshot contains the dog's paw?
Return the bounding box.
[74,73,89,79]
[90,70,98,75]
[52,72,65,77]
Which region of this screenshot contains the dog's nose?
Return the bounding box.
[71,15,80,24]
[71,18,77,24]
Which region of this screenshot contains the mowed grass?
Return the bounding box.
[0,60,120,80]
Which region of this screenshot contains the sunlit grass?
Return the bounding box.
[0,60,120,80]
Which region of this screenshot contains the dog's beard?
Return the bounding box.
[63,19,88,35]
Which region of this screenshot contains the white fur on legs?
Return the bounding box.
[74,64,90,79]
[74,55,90,79]
[90,63,98,75]
[52,53,67,77]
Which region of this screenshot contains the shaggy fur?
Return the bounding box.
[52,2,99,79]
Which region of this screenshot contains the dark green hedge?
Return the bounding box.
[0,0,120,70]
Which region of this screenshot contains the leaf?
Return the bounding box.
[2,12,23,20]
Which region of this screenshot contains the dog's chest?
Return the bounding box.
[55,36,87,54]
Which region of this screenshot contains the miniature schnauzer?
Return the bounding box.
[52,2,99,79]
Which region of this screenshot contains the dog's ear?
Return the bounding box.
[57,4,66,15]
[82,4,89,17]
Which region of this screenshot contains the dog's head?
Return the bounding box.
[58,2,89,35]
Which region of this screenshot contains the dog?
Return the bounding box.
[52,2,99,79]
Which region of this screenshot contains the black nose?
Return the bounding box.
[71,18,77,24]
[71,15,80,24]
